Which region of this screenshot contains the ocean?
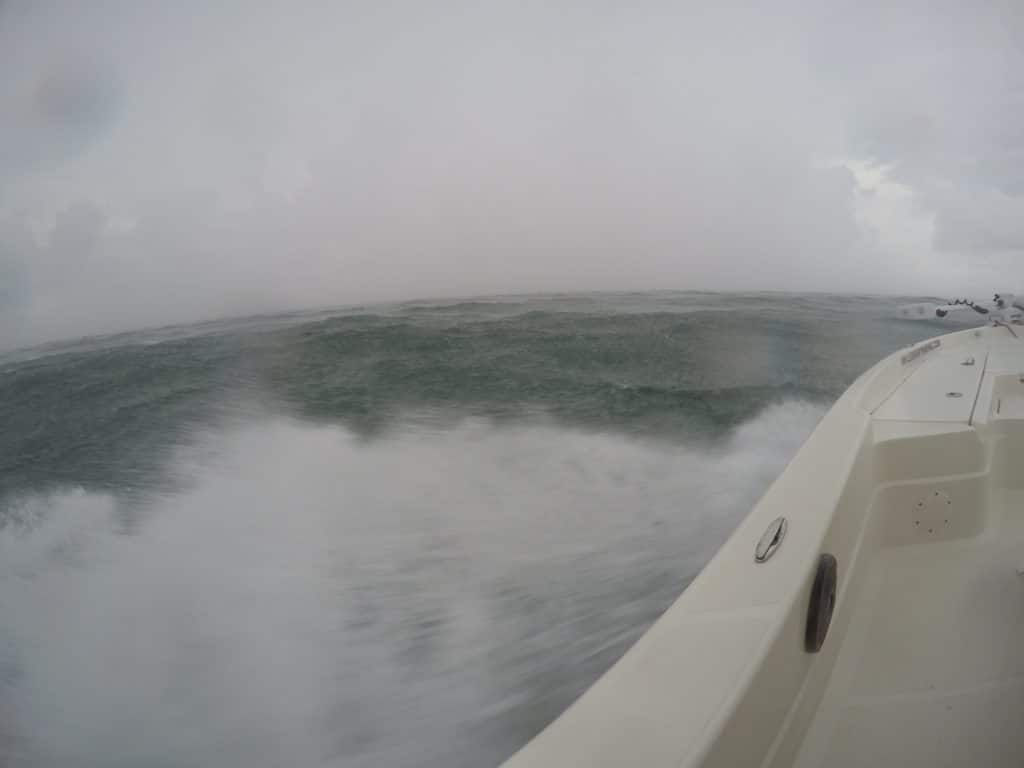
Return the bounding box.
[0,291,959,767]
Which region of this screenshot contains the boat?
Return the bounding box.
[503,295,1024,767]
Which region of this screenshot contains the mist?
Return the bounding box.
[1,1,1022,348]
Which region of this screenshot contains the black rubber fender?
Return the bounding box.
[805,554,837,653]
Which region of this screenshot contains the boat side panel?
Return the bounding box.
[703,426,879,768]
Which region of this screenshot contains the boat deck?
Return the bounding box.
[796,488,1024,766]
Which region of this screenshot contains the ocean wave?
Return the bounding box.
[0,293,943,509]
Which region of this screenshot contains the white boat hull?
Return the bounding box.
[503,324,1024,767]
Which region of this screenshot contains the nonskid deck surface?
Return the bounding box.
[796,489,1024,767]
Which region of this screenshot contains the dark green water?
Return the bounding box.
[0,292,957,767]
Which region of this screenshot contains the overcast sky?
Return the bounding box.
[1,1,1022,348]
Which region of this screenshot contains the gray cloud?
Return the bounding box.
[815,2,1024,251]
[931,185,1024,253]
[0,9,120,185]
[1,1,1022,348]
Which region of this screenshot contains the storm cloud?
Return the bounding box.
[1,1,1022,348]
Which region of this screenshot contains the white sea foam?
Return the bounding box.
[0,400,824,767]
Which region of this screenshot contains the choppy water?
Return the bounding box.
[0,292,959,767]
